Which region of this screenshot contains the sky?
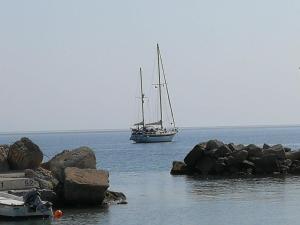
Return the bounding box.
[0,0,300,132]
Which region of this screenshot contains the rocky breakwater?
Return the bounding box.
[0,137,126,206]
[171,139,300,177]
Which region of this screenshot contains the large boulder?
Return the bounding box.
[8,138,43,170]
[184,143,205,168]
[47,147,96,182]
[246,144,262,158]
[206,140,224,150]
[0,145,9,172]
[64,167,109,205]
[262,144,286,160]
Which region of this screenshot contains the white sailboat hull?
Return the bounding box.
[130,132,176,143]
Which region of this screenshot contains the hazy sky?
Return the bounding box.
[0,0,300,132]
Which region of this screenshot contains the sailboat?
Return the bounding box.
[130,44,178,143]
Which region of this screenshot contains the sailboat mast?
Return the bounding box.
[140,67,145,128]
[159,53,176,128]
[157,44,163,129]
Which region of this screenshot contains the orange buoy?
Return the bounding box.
[54,209,63,219]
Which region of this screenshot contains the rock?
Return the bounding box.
[262,144,286,160]
[228,143,245,152]
[284,147,291,152]
[47,147,96,182]
[171,161,189,175]
[213,145,232,158]
[251,154,285,174]
[286,150,300,161]
[289,160,300,174]
[195,156,215,175]
[64,167,109,205]
[206,140,224,150]
[24,167,59,190]
[0,145,9,172]
[214,157,227,173]
[8,138,43,170]
[103,190,127,205]
[184,143,205,168]
[246,144,262,158]
[227,150,248,165]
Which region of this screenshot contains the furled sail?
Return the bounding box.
[145,120,162,126]
[134,121,144,126]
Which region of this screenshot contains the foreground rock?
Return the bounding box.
[8,137,43,170]
[0,137,126,207]
[64,167,109,205]
[172,139,300,177]
[45,146,96,182]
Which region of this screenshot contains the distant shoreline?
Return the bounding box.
[2,124,300,135]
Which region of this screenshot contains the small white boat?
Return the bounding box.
[130,44,178,143]
[0,191,53,219]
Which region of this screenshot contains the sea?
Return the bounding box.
[1,126,300,225]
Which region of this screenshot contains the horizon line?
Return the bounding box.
[1,123,300,135]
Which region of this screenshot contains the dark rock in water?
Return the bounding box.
[0,145,9,172]
[246,144,262,158]
[289,160,300,174]
[171,161,189,175]
[25,167,59,190]
[213,145,232,158]
[228,143,245,152]
[195,156,215,175]
[64,167,109,205]
[171,139,300,177]
[206,140,224,150]
[286,150,300,161]
[184,143,205,168]
[47,147,96,182]
[8,137,43,170]
[263,143,271,149]
[262,144,286,160]
[227,150,248,165]
[214,157,227,173]
[104,190,127,205]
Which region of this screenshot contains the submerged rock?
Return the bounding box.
[8,138,43,170]
[64,167,109,205]
[171,161,189,175]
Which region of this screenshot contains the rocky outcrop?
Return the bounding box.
[8,137,43,170]
[46,147,96,182]
[0,137,125,207]
[171,139,300,177]
[63,167,109,205]
[0,145,9,172]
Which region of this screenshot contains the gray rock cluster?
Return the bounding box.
[0,137,126,206]
[171,139,300,177]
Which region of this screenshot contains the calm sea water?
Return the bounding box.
[1,126,300,225]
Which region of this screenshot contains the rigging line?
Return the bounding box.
[159,49,176,128]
